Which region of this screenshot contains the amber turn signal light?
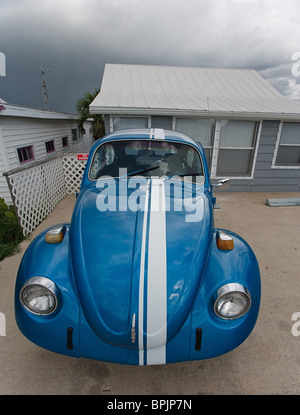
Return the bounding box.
[217,231,234,251]
[46,225,66,244]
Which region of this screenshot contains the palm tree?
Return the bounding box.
[76,89,105,140]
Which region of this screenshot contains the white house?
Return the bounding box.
[90,64,300,192]
[0,98,94,204]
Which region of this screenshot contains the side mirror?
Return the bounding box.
[212,178,231,189]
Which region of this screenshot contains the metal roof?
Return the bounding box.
[90,64,300,120]
[0,98,78,120]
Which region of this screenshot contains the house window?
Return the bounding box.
[62,136,68,147]
[45,140,55,154]
[151,116,173,130]
[175,118,214,169]
[216,120,257,176]
[72,128,78,141]
[17,145,34,164]
[112,117,148,131]
[275,122,300,166]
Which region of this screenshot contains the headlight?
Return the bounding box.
[20,277,59,316]
[214,283,251,320]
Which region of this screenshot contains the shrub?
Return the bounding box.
[0,198,24,261]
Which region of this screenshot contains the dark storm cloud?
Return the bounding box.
[0,0,300,113]
[0,0,104,111]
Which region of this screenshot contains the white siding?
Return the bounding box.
[0,122,11,204]
[0,149,11,204]
[0,116,94,204]
[0,117,93,171]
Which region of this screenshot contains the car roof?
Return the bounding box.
[98,128,199,147]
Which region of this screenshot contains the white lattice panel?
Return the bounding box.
[6,155,87,236]
[62,155,87,194]
[9,158,67,236]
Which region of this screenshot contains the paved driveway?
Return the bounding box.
[0,192,299,394]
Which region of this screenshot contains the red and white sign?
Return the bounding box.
[77,153,89,161]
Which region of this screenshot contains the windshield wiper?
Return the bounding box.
[120,164,160,179]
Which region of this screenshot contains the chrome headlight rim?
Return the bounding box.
[214,283,251,320]
[20,276,60,316]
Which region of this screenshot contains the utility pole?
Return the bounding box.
[40,66,50,111]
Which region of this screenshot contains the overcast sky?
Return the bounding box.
[1,0,300,113]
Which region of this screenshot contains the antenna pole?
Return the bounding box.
[40,66,50,111]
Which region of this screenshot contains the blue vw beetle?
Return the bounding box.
[15,129,260,365]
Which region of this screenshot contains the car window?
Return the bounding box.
[89,140,204,182]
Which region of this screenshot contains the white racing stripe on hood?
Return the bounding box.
[138,178,167,365]
[138,181,149,366]
[147,178,167,364]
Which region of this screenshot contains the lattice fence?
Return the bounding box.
[5,155,87,236]
[61,155,87,194]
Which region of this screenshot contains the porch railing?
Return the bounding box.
[3,154,87,236]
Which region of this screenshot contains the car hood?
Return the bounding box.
[70,178,213,352]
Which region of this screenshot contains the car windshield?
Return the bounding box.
[89,140,204,182]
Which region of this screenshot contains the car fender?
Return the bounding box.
[15,224,80,357]
[189,228,261,359]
